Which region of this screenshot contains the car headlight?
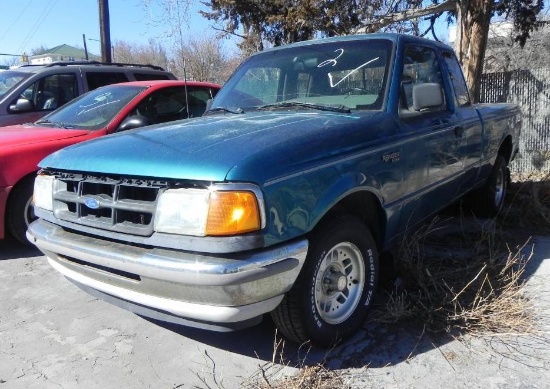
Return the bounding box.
[33,174,54,211]
[155,188,261,236]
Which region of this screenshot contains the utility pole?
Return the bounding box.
[98,0,112,63]
[82,34,89,60]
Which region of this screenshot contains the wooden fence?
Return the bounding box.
[480,68,550,172]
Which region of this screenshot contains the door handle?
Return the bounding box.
[454,126,464,138]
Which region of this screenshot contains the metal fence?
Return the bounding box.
[480,68,550,172]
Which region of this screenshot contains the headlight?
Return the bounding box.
[33,174,54,211]
[155,188,261,236]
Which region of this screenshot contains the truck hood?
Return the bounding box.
[0,124,90,150]
[40,111,392,184]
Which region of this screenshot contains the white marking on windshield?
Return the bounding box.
[327,57,380,88]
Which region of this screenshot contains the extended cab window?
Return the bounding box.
[400,45,446,116]
[442,51,471,106]
[86,72,129,90]
[19,73,78,111]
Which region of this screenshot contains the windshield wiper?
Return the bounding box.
[34,119,73,129]
[35,119,54,125]
[257,101,351,113]
[57,123,75,129]
[203,106,245,116]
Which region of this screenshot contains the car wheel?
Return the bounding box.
[472,156,508,217]
[271,215,379,347]
[7,176,36,245]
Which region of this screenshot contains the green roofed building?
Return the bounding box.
[29,44,100,65]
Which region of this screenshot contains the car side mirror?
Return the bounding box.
[205,99,213,111]
[9,98,34,113]
[412,83,444,111]
[117,115,151,132]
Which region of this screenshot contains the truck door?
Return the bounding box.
[441,50,483,191]
[398,44,465,229]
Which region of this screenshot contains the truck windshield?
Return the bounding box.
[209,39,392,113]
[35,84,146,130]
[0,70,29,98]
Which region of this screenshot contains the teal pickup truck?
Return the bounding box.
[28,34,521,347]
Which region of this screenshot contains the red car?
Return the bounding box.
[0,80,220,244]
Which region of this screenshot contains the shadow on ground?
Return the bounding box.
[141,297,455,369]
[0,236,41,260]
[139,203,549,371]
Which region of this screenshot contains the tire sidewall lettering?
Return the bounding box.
[365,248,376,306]
[310,249,327,329]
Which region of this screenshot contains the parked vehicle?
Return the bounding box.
[0,61,176,127]
[1,80,220,243]
[28,34,521,347]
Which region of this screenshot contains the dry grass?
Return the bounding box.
[191,332,345,389]
[248,364,345,389]
[375,172,550,336]
[219,173,550,389]
[377,218,534,336]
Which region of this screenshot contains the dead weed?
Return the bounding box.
[197,173,549,389]
[375,172,550,336]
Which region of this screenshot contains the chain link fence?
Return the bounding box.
[480,68,550,173]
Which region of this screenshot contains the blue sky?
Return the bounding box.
[1,0,457,65]
[0,0,216,60]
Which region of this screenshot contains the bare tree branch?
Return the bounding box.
[360,0,458,32]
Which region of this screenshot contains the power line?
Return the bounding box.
[0,0,34,45]
[17,0,58,54]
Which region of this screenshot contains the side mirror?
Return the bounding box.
[117,115,151,132]
[9,98,34,113]
[412,83,444,111]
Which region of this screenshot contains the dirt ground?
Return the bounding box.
[1,228,549,389]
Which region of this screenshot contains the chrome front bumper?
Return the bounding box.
[27,220,308,330]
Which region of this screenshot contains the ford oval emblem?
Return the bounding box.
[84,197,100,209]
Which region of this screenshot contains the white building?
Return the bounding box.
[28,44,99,64]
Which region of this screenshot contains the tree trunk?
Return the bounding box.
[455,0,494,103]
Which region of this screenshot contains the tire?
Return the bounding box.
[271,216,379,347]
[471,156,508,218]
[6,176,36,245]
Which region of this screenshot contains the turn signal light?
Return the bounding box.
[206,191,260,236]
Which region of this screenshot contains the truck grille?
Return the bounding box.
[52,173,166,236]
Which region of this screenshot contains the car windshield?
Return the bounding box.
[0,70,29,98]
[36,84,146,130]
[209,39,392,114]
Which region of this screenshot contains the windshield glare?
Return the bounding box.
[0,71,29,98]
[40,85,146,130]
[211,39,391,112]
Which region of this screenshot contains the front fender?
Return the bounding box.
[263,169,383,246]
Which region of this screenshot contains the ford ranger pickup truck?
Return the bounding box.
[27,33,521,347]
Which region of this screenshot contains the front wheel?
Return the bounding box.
[7,176,36,245]
[271,216,379,347]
